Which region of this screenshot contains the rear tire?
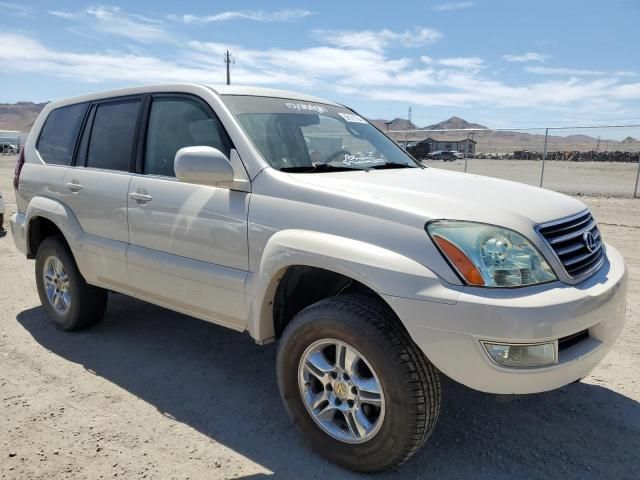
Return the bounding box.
[277,294,441,472]
[35,235,108,331]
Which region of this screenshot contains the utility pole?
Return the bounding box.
[595,136,601,153]
[404,106,412,149]
[224,50,234,85]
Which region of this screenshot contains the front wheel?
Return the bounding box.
[276,294,441,472]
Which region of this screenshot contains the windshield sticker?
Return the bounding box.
[285,102,328,114]
[342,154,385,167]
[338,113,368,124]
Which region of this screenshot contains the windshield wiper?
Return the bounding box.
[369,162,417,170]
[279,164,362,173]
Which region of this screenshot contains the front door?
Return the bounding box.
[126,94,249,330]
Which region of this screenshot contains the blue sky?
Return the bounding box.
[1,0,639,128]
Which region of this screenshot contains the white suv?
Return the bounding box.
[10,84,627,472]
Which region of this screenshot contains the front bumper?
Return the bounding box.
[384,244,628,394]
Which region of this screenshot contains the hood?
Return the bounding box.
[291,167,586,226]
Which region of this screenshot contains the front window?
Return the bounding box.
[222,95,421,172]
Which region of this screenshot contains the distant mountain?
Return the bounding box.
[0,102,48,132]
[369,117,418,132]
[378,116,640,153]
[423,116,488,130]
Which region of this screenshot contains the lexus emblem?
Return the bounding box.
[583,230,598,252]
[334,382,348,399]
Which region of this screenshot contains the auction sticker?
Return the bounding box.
[338,113,368,124]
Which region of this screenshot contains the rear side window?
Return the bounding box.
[37,103,88,165]
[144,97,231,177]
[86,99,140,171]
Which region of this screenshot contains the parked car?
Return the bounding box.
[10,84,628,472]
[427,150,457,161]
[1,143,19,155]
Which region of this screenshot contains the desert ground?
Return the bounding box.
[423,158,640,197]
[1,154,639,479]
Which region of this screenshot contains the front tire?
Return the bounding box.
[277,294,441,472]
[35,235,108,331]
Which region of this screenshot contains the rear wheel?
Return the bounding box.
[35,235,108,331]
[277,294,441,472]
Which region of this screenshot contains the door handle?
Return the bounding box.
[129,192,153,203]
[65,182,83,192]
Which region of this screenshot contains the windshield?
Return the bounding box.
[222,95,421,172]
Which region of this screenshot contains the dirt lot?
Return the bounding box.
[1,154,639,479]
[424,159,640,197]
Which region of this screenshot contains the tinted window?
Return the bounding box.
[144,97,231,177]
[37,103,88,165]
[86,100,140,171]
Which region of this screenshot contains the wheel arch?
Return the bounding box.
[24,196,83,259]
[246,229,449,342]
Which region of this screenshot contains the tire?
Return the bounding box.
[277,294,441,472]
[35,235,108,331]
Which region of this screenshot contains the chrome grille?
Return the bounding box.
[537,210,605,279]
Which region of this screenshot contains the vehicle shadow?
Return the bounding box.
[17,294,640,480]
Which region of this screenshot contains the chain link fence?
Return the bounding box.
[388,125,640,198]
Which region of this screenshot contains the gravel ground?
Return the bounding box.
[424,159,640,197]
[0,155,639,479]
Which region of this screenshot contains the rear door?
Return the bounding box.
[27,102,89,214]
[60,96,142,288]
[126,94,249,329]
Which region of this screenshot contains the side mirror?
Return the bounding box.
[174,146,234,186]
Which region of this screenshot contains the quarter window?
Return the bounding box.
[86,99,141,171]
[144,97,231,177]
[37,103,88,165]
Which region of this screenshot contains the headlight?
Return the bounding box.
[427,220,557,287]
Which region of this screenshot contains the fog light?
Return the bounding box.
[482,341,557,368]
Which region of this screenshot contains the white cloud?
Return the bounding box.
[438,57,484,69]
[86,6,166,42]
[526,66,623,76]
[1,31,638,116]
[172,9,314,24]
[188,41,412,87]
[610,83,640,98]
[0,1,31,16]
[503,52,548,63]
[432,2,474,11]
[49,10,78,19]
[48,6,167,43]
[420,56,433,64]
[312,27,442,52]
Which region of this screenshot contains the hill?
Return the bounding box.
[0,102,48,132]
[369,117,418,131]
[423,116,488,130]
[380,116,640,153]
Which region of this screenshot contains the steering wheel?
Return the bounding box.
[325,150,352,164]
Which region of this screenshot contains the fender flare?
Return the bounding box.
[246,229,462,341]
[24,196,84,257]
